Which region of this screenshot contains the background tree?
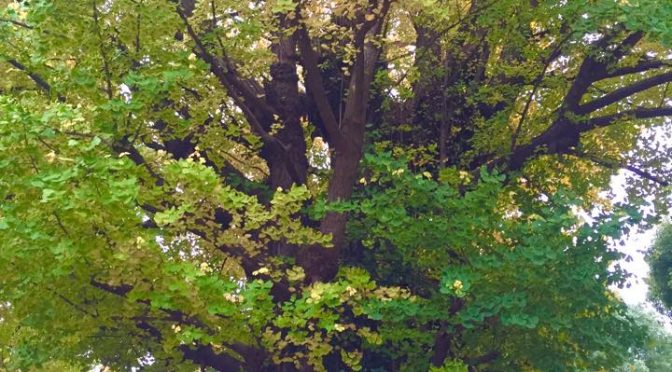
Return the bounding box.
[1,0,672,370]
[615,306,672,372]
[647,224,672,316]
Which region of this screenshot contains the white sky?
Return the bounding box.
[616,225,672,332]
[610,170,654,306]
[610,171,672,331]
[615,225,656,306]
[611,122,672,308]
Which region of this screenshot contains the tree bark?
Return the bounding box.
[297,0,390,283]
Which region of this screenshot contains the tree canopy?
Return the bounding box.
[2,0,672,370]
[647,224,672,316]
[615,306,672,372]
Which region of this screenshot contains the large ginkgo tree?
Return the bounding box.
[2,0,672,370]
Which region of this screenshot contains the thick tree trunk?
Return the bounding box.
[297,35,377,282]
[263,61,308,189]
[264,27,308,189]
[299,137,364,281]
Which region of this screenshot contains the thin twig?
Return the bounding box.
[0,17,33,29]
[92,0,114,99]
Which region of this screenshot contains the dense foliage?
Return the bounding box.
[2,0,672,370]
[615,307,672,372]
[647,224,672,316]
